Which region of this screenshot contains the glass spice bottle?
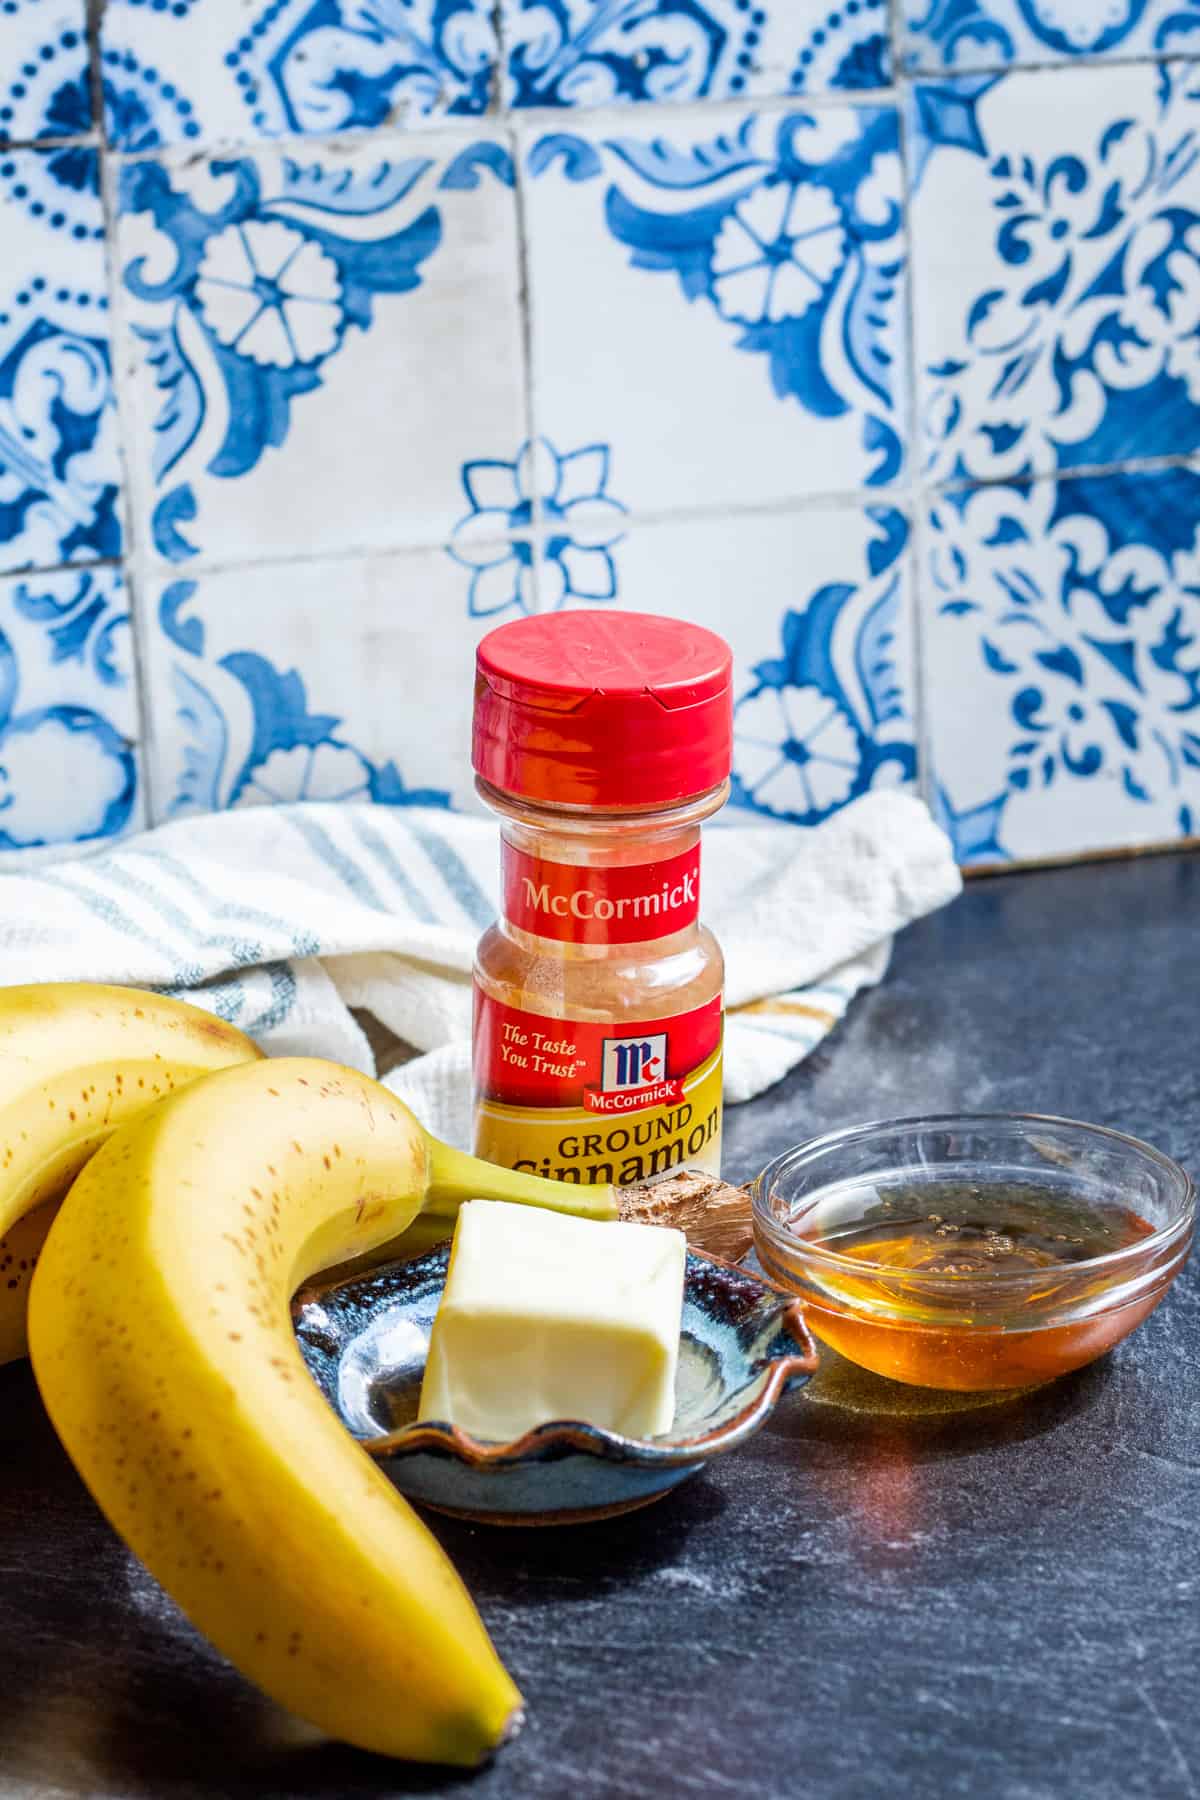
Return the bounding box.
[471,611,734,1189]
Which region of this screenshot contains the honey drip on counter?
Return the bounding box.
[793,1181,1159,1390]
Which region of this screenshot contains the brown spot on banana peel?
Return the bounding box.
[0,1202,55,1362]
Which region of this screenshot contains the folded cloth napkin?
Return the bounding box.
[0,792,960,1148]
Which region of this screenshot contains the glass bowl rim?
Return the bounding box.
[750,1110,1196,1290]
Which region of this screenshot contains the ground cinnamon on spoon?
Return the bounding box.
[616,1168,755,1263]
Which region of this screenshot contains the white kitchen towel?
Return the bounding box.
[0,792,960,1147]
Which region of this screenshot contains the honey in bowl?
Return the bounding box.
[794,1180,1157,1389]
[750,1116,1196,1393]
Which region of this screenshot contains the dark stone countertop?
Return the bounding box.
[2,851,1199,1800]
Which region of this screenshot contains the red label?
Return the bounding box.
[501,842,700,945]
[474,989,722,1112]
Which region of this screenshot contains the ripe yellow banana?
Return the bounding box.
[0,983,262,1362]
[29,1057,615,1764]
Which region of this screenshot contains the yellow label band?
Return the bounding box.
[474,1045,724,1186]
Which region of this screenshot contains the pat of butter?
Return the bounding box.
[418,1199,686,1441]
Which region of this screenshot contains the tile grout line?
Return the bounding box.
[35,50,1200,170]
[83,0,105,145]
[492,1,553,613]
[927,448,1200,495]
[0,556,124,584]
[890,58,934,810]
[86,0,161,824]
[81,8,155,817]
[488,0,504,114]
[97,85,909,172]
[509,115,545,610]
[900,44,1200,82]
[22,442,1200,590]
[886,0,906,74]
[85,51,1200,168]
[907,491,938,814]
[0,132,103,153]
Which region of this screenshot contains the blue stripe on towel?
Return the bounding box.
[37,870,201,985]
[404,821,493,928]
[134,849,322,961]
[349,817,437,924]
[287,813,389,913]
[156,976,247,1024]
[247,963,297,1035]
[97,862,265,967]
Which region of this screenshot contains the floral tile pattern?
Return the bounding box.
[577,502,915,824]
[141,551,492,819]
[500,0,891,109]
[901,1,1200,74]
[448,435,627,614]
[100,0,498,150]
[143,501,912,828]
[523,105,907,516]
[911,62,1200,487]
[923,467,1200,865]
[7,0,1200,869]
[0,566,141,850]
[115,137,525,568]
[1,0,90,143]
[0,148,122,574]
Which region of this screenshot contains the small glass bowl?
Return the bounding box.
[751,1113,1195,1391]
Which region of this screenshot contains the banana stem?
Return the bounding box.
[423,1139,617,1224]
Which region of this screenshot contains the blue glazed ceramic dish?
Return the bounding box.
[293,1245,817,1525]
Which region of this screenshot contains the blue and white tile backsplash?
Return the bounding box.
[2,0,1200,868]
[901,3,1200,72]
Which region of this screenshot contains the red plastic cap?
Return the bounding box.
[473,611,734,808]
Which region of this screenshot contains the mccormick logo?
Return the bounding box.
[503,843,703,946]
[585,1032,684,1114]
[602,1033,668,1092]
[503,846,705,950]
[521,868,697,926]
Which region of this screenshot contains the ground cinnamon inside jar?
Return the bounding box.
[471,611,733,1188]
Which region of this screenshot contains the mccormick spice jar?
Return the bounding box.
[471,610,733,1188]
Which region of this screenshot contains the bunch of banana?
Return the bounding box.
[0,983,262,1362]
[13,989,617,1766]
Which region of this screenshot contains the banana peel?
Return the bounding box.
[29,1056,615,1764]
[0,983,262,1363]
